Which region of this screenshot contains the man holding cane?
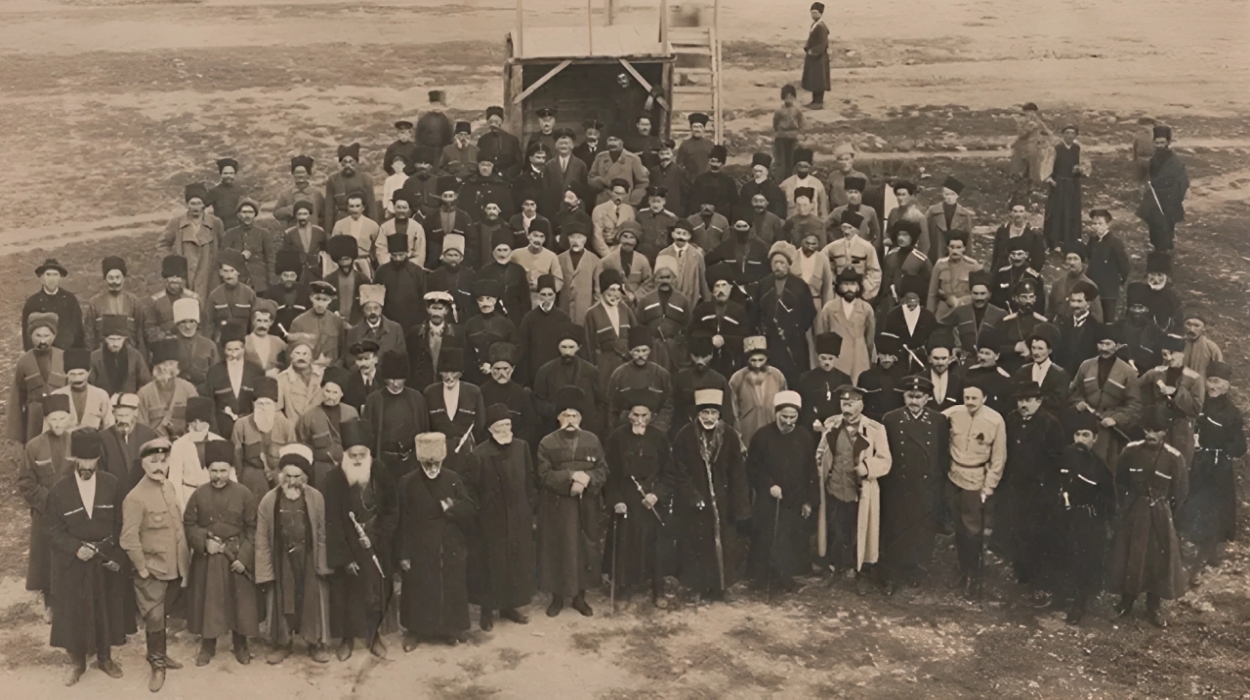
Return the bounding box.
[943,380,1007,600]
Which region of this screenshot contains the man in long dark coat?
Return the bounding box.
[479,343,545,451]
[1055,410,1115,625]
[536,387,608,617]
[603,391,673,604]
[533,324,606,438]
[879,377,949,593]
[18,393,73,618]
[671,388,752,600]
[374,235,429,333]
[99,393,157,497]
[1135,125,1189,252]
[752,245,817,387]
[23,258,86,351]
[6,313,67,444]
[996,381,1065,598]
[254,452,332,664]
[689,267,750,380]
[1042,126,1085,253]
[324,419,398,660]
[800,3,830,109]
[516,274,572,386]
[745,391,817,592]
[397,433,477,648]
[798,333,852,432]
[671,335,737,440]
[362,351,430,480]
[1109,405,1188,627]
[47,428,129,686]
[184,439,260,666]
[465,404,537,630]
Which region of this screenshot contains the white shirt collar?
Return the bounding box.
[1032,359,1052,384]
[902,304,920,333]
[76,473,97,519]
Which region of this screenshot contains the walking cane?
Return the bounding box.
[609,512,620,614]
[976,491,987,601]
[767,494,782,602]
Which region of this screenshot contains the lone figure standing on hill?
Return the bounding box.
[1135,125,1189,254]
[801,3,830,110]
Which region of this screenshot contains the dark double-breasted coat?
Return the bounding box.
[464,438,537,611]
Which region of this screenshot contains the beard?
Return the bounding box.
[281,481,304,500]
[343,456,373,486]
[421,463,442,479]
[698,417,719,430]
[254,405,276,433]
[76,467,96,481]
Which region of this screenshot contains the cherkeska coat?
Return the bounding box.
[535,429,609,596]
[464,438,537,610]
[396,468,477,637]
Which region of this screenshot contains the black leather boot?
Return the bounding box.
[146,632,166,693]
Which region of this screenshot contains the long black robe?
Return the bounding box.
[671,365,736,441]
[516,306,572,387]
[374,260,428,333]
[1054,444,1114,602]
[670,421,751,592]
[603,425,673,590]
[184,481,260,638]
[995,410,1066,587]
[464,439,537,610]
[745,424,817,580]
[879,407,948,582]
[1043,142,1083,251]
[536,429,608,596]
[324,464,398,641]
[1109,440,1188,599]
[47,472,132,657]
[798,366,851,433]
[532,357,604,438]
[1179,394,1246,548]
[397,467,476,636]
[752,274,817,388]
[1135,148,1189,249]
[479,379,546,453]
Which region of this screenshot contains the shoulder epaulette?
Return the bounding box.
[1164,443,1182,457]
[996,367,1010,378]
[1182,367,1200,379]
[1126,440,1145,447]
[1025,268,1039,276]
[1002,312,1018,320]
[1032,312,1048,322]
[910,250,928,261]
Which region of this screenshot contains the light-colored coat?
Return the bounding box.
[728,365,787,446]
[254,485,332,645]
[923,203,975,261]
[1070,356,1142,467]
[588,151,650,206]
[557,249,602,325]
[815,415,892,569]
[376,217,427,268]
[779,175,831,220]
[168,433,229,511]
[815,297,876,382]
[158,213,223,301]
[822,236,882,300]
[47,385,114,432]
[597,249,653,305]
[655,243,711,304]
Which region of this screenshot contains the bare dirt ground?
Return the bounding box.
[1,0,1249,697]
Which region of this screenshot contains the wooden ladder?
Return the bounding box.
[667,24,723,143]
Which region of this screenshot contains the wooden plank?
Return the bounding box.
[512,59,572,105]
[506,61,525,137]
[670,46,713,56]
[618,58,670,112]
[673,85,713,95]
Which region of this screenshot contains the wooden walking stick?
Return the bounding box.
[767,494,782,602]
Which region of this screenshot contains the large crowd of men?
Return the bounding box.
[7,79,1243,693]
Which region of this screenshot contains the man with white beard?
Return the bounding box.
[397,433,477,648]
[535,387,608,618]
[48,348,114,431]
[121,438,190,692]
[254,448,333,664]
[232,377,296,498]
[728,336,788,445]
[323,419,398,660]
[136,339,200,439]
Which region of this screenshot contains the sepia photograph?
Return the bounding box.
[0,0,1246,696]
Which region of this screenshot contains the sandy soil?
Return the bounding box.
[1,0,1250,697]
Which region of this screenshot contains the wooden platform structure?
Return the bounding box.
[503,0,722,144]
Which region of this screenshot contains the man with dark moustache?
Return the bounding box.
[120,437,190,692]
